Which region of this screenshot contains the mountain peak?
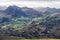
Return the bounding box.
[4,5,27,18]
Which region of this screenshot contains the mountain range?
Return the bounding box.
[0,5,60,24]
[0,5,60,38]
[0,5,60,18]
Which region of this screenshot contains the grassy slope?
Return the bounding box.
[0,37,60,40]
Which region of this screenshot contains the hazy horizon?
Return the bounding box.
[0,0,60,8]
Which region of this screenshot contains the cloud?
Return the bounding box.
[0,0,60,8]
[9,0,60,1]
[0,0,60,3]
[0,0,60,2]
[0,1,60,8]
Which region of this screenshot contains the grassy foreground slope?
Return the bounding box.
[0,13,60,38]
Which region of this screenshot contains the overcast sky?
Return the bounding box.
[0,0,59,1]
[0,0,60,8]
